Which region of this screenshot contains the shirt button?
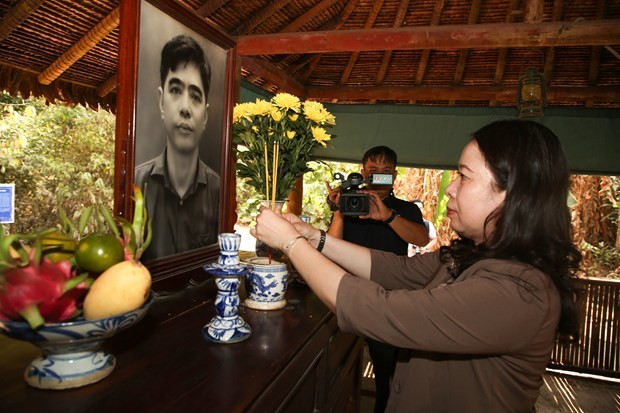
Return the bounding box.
[393,383,401,393]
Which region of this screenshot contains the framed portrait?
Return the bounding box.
[115,0,237,280]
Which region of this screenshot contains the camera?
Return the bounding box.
[333,172,393,216]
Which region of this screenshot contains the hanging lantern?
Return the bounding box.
[517,68,546,118]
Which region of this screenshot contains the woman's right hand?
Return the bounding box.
[285,214,322,248]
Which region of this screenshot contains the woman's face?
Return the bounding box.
[446,141,506,245]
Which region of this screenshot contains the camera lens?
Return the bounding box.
[347,197,361,210]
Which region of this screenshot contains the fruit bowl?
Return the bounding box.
[0,292,154,390]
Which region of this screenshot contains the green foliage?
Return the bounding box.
[434,170,451,228]
[0,92,115,235]
[581,241,620,279]
[236,160,359,230]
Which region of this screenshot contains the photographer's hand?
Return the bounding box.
[325,181,341,211]
[359,190,393,221]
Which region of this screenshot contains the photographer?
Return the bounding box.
[325,146,428,413]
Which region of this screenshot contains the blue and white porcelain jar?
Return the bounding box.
[244,257,288,310]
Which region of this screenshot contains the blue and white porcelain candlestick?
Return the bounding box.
[202,233,251,344]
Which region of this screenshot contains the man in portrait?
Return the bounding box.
[135,34,220,261]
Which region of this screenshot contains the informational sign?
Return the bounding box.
[0,184,15,224]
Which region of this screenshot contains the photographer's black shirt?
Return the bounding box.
[342,193,423,255]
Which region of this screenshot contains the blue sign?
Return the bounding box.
[0,184,15,224]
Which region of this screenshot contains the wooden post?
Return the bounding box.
[286,176,304,216]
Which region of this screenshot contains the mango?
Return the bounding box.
[83,260,151,320]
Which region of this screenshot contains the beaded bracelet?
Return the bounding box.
[317,230,326,252]
[283,235,305,255]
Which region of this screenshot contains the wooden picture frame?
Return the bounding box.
[115,0,237,281]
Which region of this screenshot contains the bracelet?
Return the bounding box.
[283,235,305,255]
[317,230,326,252]
[383,209,398,224]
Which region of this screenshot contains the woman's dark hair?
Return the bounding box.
[440,119,581,337]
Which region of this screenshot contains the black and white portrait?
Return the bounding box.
[134,1,228,261]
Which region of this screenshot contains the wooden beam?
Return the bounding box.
[0,0,47,42]
[236,19,620,55]
[240,56,306,97]
[38,7,119,85]
[305,85,620,103]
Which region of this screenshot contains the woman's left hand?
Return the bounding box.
[250,207,303,251]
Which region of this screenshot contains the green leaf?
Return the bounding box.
[77,206,93,236]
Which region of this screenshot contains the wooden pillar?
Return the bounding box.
[286,176,303,216]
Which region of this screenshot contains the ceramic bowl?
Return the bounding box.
[0,292,154,390]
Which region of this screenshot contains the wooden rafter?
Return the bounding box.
[370,0,408,104]
[298,0,358,84]
[411,0,445,104]
[375,0,408,85]
[37,7,119,85]
[543,0,564,83]
[340,0,384,85]
[236,19,620,55]
[281,0,341,33]
[97,73,117,97]
[489,0,520,106]
[586,0,607,107]
[233,0,293,35]
[451,0,482,105]
[240,56,305,97]
[197,0,232,17]
[0,0,46,42]
[524,0,544,24]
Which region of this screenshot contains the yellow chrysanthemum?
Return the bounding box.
[270,108,284,122]
[252,99,273,116]
[232,92,335,200]
[311,126,331,147]
[233,102,254,122]
[303,101,335,125]
[323,112,336,126]
[272,93,301,112]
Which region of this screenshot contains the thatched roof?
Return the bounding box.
[1,0,619,112]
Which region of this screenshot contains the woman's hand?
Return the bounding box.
[251,208,321,251]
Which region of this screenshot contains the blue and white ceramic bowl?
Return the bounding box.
[0,292,154,390]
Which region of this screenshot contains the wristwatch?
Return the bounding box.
[383,209,398,224]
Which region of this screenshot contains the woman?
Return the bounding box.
[252,120,581,413]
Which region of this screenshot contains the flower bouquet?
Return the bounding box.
[0,186,153,389]
[232,93,336,204]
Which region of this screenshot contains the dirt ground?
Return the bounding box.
[535,373,620,413]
